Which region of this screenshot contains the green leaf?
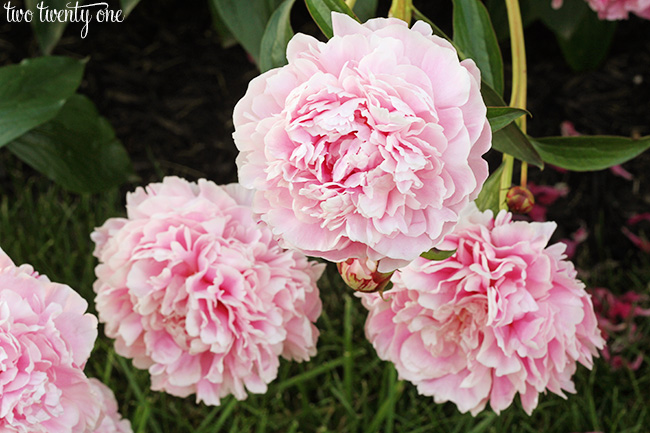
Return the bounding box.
[121,0,142,17]
[304,0,358,39]
[493,124,544,168]
[7,95,134,193]
[260,0,297,73]
[0,56,85,148]
[25,0,69,54]
[352,0,378,22]
[475,162,505,214]
[487,107,529,133]
[421,248,457,261]
[210,0,284,64]
[452,0,504,96]
[530,135,650,171]
[555,9,616,71]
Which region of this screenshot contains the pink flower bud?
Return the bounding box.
[506,186,535,214]
[337,258,393,293]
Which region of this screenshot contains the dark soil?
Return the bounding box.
[1,0,649,280]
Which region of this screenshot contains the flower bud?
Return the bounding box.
[506,186,535,214]
[337,258,393,293]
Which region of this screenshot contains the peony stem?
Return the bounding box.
[345,0,357,9]
[520,161,528,187]
[499,154,514,211]
[500,0,528,209]
[505,0,527,126]
[388,0,413,23]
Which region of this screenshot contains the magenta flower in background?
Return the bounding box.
[89,379,133,433]
[233,12,491,272]
[361,204,604,415]
[91,177,324,405]
[0,248,100,433]
[590,287,650,370]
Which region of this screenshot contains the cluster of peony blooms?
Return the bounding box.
[85,10,605,419]
[553,0,650,20]
[0,248,132,433]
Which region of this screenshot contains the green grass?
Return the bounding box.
[1,167,649,433]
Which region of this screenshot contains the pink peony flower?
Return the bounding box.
[91,177,324,405]
[233,12,491,272]
[586,0,650,19]
[0,248,100,433]
[360,203,604,415]
[89,379,133,433]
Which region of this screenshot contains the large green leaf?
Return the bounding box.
[210,0,284,64]
[304,0,358,39]
[260,0,297,73]
[25,0,69,54]
[0,56,85,148]
[7,95,134,193]
[531,135,650,171]
[352,0,378,22]
[475,162,505,214]
[487,107,529,133]
[452,0,504,96]
[121,0,142,17]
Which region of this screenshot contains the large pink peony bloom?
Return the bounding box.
[88,379,133,433]
[91,177,324,405]
[233,13,491,272]
[0,248,99,433]
[361,204,605,415]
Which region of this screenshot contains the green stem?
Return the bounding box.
[505,0,527,129]
[389,0,413,23]
[499,0,528,209]
[499,154,514,211]
[345,0,357,9]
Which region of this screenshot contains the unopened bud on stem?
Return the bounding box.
[506,185,535,214]
[337,258,393,294]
